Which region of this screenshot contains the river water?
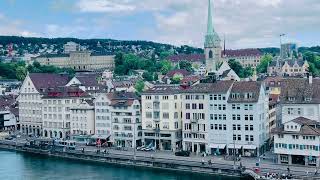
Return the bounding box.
[0,150,244,180]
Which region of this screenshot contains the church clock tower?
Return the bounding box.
[205,0,222,73]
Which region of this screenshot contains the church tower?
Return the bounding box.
[205,0,222,73]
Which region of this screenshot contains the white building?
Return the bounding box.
[70,99,95,136]
[273,77,320,166]
[18,73,69,136]
[42,86,91,139]
[108,92,142,148]
[141,85,182,151]
[94,93,112,140]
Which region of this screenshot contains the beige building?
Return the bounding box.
[141,85,183,151]
[33,51,115,72]
[221,49,263,68]
[18,73,69,136]
[268,59,309,76]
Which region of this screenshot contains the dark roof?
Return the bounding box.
[280,78,320,104]
[269,59,306,67]
[42,86,90,99]
[75,73,101,87]
[222,49,262,58]
[291,117,319,126]
[29,73,70,93]
[84,99,94,106]
[166,69,191,78]
[272,117,320,136]
[143,84,184,95]
[35,54,69,58]
[228,81,262,103]
[264,76,282,87]
[9,107,19,116]
[107,92,139,107]
[180,75,201,85]
[167,54,204,63]
[0,95,15,111]
[221,69,232,78]
[182,81,234,94]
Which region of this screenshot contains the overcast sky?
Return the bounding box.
[0,0,319,49]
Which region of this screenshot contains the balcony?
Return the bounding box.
[153,127,160,133]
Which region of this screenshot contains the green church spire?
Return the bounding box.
[204,0,220,48]
[207,0,214,35]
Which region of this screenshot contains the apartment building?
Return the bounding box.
[141,85,182,151]
[94,93,112,139]
[42,86,91,139]
[273,77,320,166]
[70,99,95,136]
[19,73,69,136]
[108,92,142,148]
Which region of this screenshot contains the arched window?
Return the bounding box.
[209,50,213,59]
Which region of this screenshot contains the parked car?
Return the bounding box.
[144,146,155,151]
[175,150,190,157]
[136,146,145,151]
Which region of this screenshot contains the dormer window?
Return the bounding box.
[305,97,311,102]
[288,97,295,101]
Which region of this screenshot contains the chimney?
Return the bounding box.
[309,74,313,84]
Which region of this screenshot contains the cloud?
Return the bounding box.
[77,0,136,13]
[0,14,38,37]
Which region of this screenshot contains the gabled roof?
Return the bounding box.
[280,78,320,104]
[29,73,70,92]
[228,81,262,103]
[290,117,319,126]
[107,92,139,107]
[74,73,101,87]
[0,95,16,111]
[222,49,262,58]
[272,117,320,136]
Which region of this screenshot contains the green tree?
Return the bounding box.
[142,71,154,81]
[134,80,145,93]
[179,61,193,72]
[160,60,172,75]
[256,54,273,73]
[16,66,27,81]
[228,59,243,76]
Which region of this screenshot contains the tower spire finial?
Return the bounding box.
[207,0,214,35]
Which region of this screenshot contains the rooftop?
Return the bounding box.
[222,49,262,57]
[29,73,70,93]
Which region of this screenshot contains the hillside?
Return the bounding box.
[0,36,203,60]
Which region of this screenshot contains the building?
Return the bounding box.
[167,54,205,68]
[19,73,69,136]
[66,72,105,96]
[141,85,183,151]
[264,76,282,95]
[42,86,91,139]
[108,92,142,148]
[0,95,18,131]
[221,49,263,68]
[70,99,95,136]
[94,93,112,140]
[273,77,320,166]
[33,51,115,72]
[64,42,80,53]
[268,58,309,77]
[281,43,298,59]
[216,61,240,81]
[204,0,222,73]
[272,117,320,167]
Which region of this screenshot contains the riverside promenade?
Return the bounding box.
[0,138,319,180]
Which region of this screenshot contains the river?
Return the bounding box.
[0,150,244,180]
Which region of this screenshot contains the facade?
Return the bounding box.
[33,51,115,72]
[108,92,142,148]
[141,85,183,151]
[42,87,91,139]
[204,0,222,73]
[18,73,69,136]
[268,58,309,77]
[216,61,240,81]
[94,94,112,139]
[70,99,95,136]
[221,49,262,68]
[66,72,105,96]
[167,54,205,68]
[273,117,320,167]
[273,77,320,166]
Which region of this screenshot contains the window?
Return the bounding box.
[209,50,213,59]
[146,112,152,118]
[250,125,253,131]
[233,134,236,141]
[186,113,190,119]
[245,135,249,141]
[250,135,254,141]
[199,103,204,109]
[186,104,190,109]
[237,124,241,131]
[192,103,197,109]
[162,96,169,100]
[237,135,241,141]
[245,125,249,131]
[287,108,293,115]
[146,96,152,100]
[233,124,236,130]
[223,124,226,130]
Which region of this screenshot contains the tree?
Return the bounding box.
[256,54,273,73]
[134,80,145,93]
[16,66,27,81]
[228,59,243,76]
[179,61,193,72]
[160,60,172,75]
[142,71,154,81]
[170,74,183,84]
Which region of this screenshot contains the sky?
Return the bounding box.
[0,0,319,49]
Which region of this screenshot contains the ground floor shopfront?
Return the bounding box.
[21,124,42,137]
[183,141,206,154]
[278,154,320,167]
[142,130,182,151]
[209,143,259,157]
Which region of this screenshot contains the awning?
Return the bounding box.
[242,144,257,150]
[209,144,226,149]
[227,144,242,149]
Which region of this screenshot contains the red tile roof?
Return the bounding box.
[222,49,262,57]
[43,86,90,99]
